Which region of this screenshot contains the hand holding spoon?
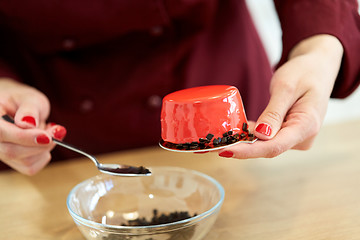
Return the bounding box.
[2,115,151,176]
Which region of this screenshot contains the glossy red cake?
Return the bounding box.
[161,85,251,149]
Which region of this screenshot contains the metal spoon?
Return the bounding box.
[2,115,151,176]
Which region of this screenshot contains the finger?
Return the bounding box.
[219,126,298,159]
[0,93,17,117]
[3,150,52,176]
[0,105,6,117]
[46,123,67,141]
[13,93,50,129]
[247,120,256,132]
[292,137,316,150]
[0,141,55,161]
[0,118,52,146]
[254,78,298,140]
[219,110,317,159]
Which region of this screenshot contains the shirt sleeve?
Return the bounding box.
[274,0,360,98]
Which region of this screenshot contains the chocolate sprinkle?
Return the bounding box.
[162,125,256,151]
[122,209,196,226]
[199,138,210,143]
[102,209,197,240]
[221,136,228,144]
[206,133,214,141]
[242,122,248,131]
[101,166,151,174]
[213,137,221,145]
[234,133,240,139]
[199,142,206,149]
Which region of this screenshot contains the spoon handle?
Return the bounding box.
[1,115,99,166]
[2,114,14,124]
[52,139,100,166]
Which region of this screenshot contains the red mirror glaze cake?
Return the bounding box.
[160,85,254,151]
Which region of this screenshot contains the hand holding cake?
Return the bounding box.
[161,35,343,159]
[217,35,344,159]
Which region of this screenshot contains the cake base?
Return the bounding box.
[159,135,257,153]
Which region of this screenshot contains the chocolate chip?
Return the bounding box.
[213,137,221,145]
[242,122,248,131]
[221,136,228,144]
[175,144,184,150]
[164,142,172,148]
[183,143,192,150]
[199,137,210,143]
[121,209,196,226]
[162,127,256,152]
[228,136,237,144]
[102,166,151,174]
[233,133,240,140]
[206,133,214,141]
[199,142,206,149]
[190,142,199,149]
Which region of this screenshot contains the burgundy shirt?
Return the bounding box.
[0,0,359,169]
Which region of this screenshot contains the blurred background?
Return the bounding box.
[246,0,360,125]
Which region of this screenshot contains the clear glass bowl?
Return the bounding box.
[67,166,225,240]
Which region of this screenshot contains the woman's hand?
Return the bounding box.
[0,78,66,175]
[218,34,344,159]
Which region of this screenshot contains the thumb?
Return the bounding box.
[254,90,294,140]
[13,92,50,129]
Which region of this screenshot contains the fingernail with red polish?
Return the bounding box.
[22,116,36,126]
[36,134,50,144]
[256,123,272,136]
[219,151,234,158]
[53,126,67,140]
[49,122,56,127]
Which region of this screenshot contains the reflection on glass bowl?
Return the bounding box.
[67,166,225,240]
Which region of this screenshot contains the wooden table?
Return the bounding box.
[1,119,360,240]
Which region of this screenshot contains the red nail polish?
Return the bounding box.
[22,116,36,126]
[256,123,272,136]
[53,126,67,140]
[49,122,56,127]
[36,134,50,144]
[219,151,234,158]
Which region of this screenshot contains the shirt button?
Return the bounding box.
[79,99,94,113]
[149,26,164,36]
[62,38,76,51]
[147,95,162,109]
